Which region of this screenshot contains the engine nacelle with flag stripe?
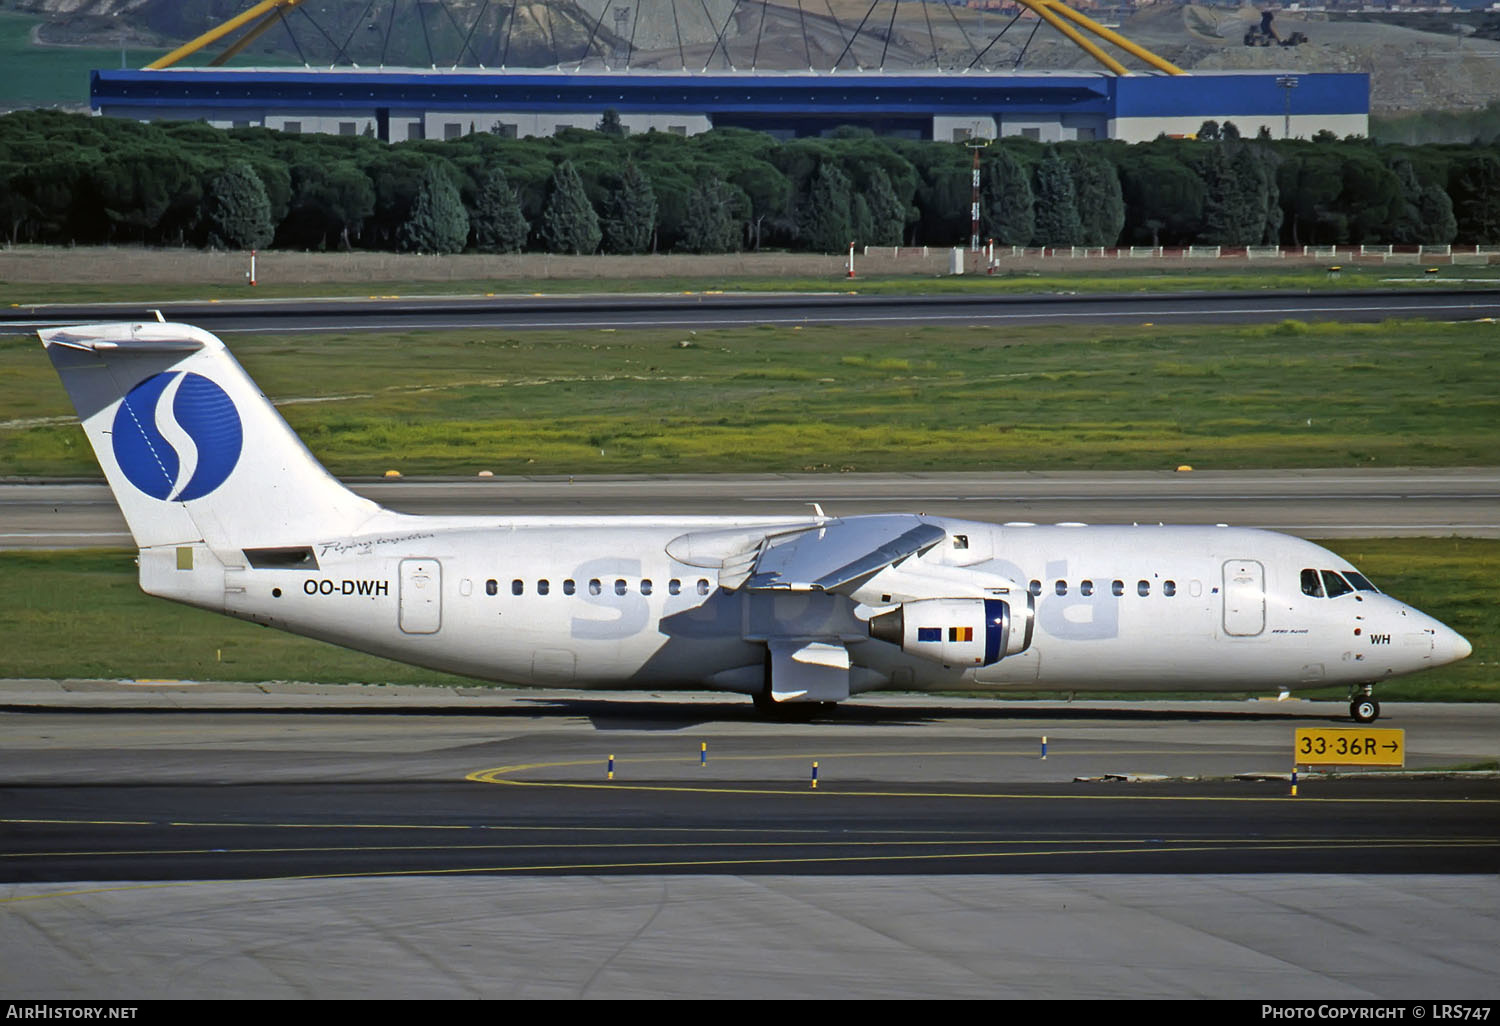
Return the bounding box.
[867,597,1031,667]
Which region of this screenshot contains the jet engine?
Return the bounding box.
[867,595,1033,667]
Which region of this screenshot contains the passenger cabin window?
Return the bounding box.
[512,579,523,596]
[564,579,576,595]
[1322,570,1354,598]
[1080,580,1094,596]
[485,579,498,596]
[1301,568,1325,598]
[615,579,628,596]
[697,579,711,596]
[953,535,968,550]
[1137,580,1150,597]
[1112,580,1124,597]
[669,579,681,595]
[1029,580,1042,597]
[641,579,653,596]
[589,579,602,596]
[1163,580,1177,597]
[1054,580,1067,596]
[537,580,550,596]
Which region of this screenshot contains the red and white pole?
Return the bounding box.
[970,147,980,255]
[248,249,257,287]
[847,240,856,279]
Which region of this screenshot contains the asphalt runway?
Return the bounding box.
[1,686,1496,998]
[3,468,1496,548]
[4,287,1500,334]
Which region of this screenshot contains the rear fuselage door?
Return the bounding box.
[1222,559,1265,637]
[399,558,442,634]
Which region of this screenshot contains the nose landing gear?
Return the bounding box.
[1350,685,1380,724]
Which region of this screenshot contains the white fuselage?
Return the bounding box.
[144,513,1468,696]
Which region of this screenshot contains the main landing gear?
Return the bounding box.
[1349,685,1380,724]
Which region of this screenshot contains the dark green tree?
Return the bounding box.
[1447,153,1500,244]
[1417,181,1458,246]
[282,162,375,250]
[680,176,740,253]
[202,161,273,250]
[798,162,854,252]
[1067,149,1125,247]
[850,193,874,247]
[1202,143,1269,246]
[1277,149,1346,246]
[1253,142,1284,244]
[980,147,1034,247]
[470,166,530,252]
[397,163,468,254]
[597,109,626,137]
[1389,158,1456,245]
[87,146,202,244]
[1337,152,1403,243]
[864,167,906,247]
[601,160,657,254]
[1030,149,1082,246]
[1117,149,1205,245]
[540,159,602,254]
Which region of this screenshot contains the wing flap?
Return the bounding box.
[769,640,851,703]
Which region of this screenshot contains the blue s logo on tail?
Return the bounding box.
[112,371,242,501]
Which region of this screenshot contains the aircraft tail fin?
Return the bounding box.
[41,322,381,551]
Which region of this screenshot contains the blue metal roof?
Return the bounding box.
[89,68,1366,119]
[1114,72,1367,118]
[92,68,1114,115]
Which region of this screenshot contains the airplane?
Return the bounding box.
[41,320,1471,723]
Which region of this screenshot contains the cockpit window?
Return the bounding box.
[1300,568,1324,598]
[1344,571,1380,593]
[1321,570,1354,598]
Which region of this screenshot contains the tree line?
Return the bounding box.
[2,109,1497,253]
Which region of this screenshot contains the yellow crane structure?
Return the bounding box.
[1010,0,1183,76]
[143,0,307,71]
[141,0,1183,76]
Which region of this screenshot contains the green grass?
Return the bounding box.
[0,548,475,686]
[5,262,1500,306]
[4,318,1497,477]
[0,11,122,107]
[0,540,1492,700]
[0,11,300,108]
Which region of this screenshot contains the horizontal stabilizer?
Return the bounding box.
[41,329,204,354]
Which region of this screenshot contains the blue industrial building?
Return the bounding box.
[90,66,1368,143]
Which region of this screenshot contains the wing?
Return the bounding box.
[744,514,946,593]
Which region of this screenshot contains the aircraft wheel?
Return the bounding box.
[1350,698,1380,724]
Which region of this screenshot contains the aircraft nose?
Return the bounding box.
[1434,625,1472,666]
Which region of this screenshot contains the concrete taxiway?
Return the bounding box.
[6,288,1500,335]
[2,683,1496,999]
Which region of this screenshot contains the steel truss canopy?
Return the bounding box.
[140,0,1183,77]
